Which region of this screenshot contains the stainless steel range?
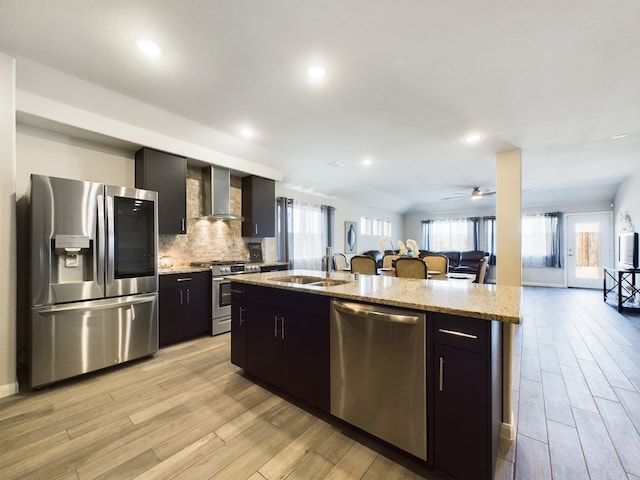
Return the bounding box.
[191,260,261,335]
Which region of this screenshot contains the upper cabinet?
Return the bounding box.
[242,176,275,237]
[135,148,187,234]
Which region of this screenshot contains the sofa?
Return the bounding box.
[361,249,490,274]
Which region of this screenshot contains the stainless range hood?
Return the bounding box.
[201,166,243,220]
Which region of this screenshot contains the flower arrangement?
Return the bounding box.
[379,236,419,257]
[378,235,395,254]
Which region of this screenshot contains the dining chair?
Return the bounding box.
[394,257,428,279]
[382,254,400,269]
[473,256,489,284]
[350,255,378,275]
[332,253,348,270]
[422,254,449,279]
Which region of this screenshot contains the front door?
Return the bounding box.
[566,212,613,289]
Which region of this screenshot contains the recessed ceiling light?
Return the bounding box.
[306,64,327,82]
[362,158,373,166]
[612,133,628,140]
[464,133,481,144]
[239,126,254,139]
[136,38,163,58]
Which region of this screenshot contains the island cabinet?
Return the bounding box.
[242,175,275,237]
[231,283,330,411]
[135,147,187,234]
[432,313,502,480]
[230,282,247,369]
[159,272,211,347]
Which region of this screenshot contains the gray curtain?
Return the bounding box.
[545,212,563,268]
[483,216,496,265]
[470,217,480,250]
[276,197,292,265]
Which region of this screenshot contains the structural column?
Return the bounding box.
[0,52,17,397]
[496,148,522,440]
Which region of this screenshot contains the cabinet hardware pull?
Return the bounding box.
[176,277,192,282]
[186,288,190,304]
[179,290,183,305]
[181,218,186,232]
[230,288,244,294]
[438,328,478,339]
[254,224,258,235]
[274,315,278,338]
[239,307,245,325]
[439,357,445,392]
[281,316,285,340]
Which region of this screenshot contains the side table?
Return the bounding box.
[603,267,640,312]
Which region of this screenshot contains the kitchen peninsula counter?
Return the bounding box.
[229,269,522,324]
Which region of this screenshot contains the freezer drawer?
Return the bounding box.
[30,293,158,388]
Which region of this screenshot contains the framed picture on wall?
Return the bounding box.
[345,221,357,253]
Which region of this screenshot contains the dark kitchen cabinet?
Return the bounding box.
[259,264,288,272]
[230,282,248,369]
[432,313,502,480]
[242,176,275,237]
[159,272,211,346]
[238,284,330,411]
[135,147,187,234]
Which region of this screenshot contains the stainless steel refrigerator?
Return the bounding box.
[28,174,159,388]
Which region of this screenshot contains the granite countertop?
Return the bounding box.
[229,269,523,324]
[158,261,289,275]
[159,266,211,275]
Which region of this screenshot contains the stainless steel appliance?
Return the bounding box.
[28,174,159,388]
[191,260,261,335]
[330,299,427,460]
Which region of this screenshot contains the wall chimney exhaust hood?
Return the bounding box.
[201,166,243,220]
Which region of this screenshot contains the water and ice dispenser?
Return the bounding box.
[52,234,93,284]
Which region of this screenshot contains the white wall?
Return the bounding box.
[0,53,17,398]
[16,125,135,197]
[614,170,640,240]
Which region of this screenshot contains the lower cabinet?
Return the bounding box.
[231,283,330,411]
[230,283,247,369]
[159,272,211,347]
[432,313,502,479]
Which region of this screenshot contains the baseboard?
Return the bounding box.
[521,281,565,288]
[0,380,19,399]
[500,412,516,441]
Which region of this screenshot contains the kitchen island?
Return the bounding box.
[230,269,522,480]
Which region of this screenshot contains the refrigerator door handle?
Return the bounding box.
[105,193,115,287]
[97,194,105,288]
[35,293,157,314]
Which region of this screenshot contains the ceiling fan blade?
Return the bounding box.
[442,194,470,200]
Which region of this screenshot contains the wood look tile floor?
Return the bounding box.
[1,286,640,479]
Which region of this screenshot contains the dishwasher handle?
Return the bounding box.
[333,301,420,325]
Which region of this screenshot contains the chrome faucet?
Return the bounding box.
[325,246,332,274]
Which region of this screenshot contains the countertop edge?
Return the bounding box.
[230,270,522,324]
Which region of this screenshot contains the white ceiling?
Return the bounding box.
[1,0,639,214]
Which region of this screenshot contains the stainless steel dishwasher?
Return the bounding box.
[330,299,427,460]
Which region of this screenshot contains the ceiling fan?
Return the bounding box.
[443,187,496,201]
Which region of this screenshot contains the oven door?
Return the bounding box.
[212,277,232,333]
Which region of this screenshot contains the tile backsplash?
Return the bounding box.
[158,166,275,268]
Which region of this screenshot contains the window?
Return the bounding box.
[276,198,335,269]
[360,217,392,237]
[422,218,479,251]
[522,212,563,268]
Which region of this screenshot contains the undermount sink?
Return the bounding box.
[269,275,350,287]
